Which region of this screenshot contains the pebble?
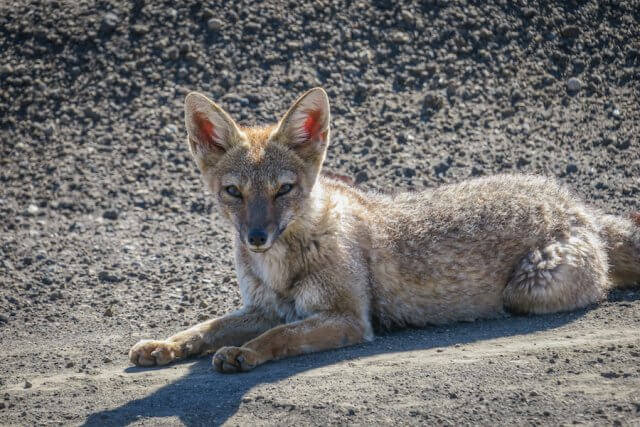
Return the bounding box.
[566,163,578,174]
[27,204,39,215]
[423,93,444,110]
[207,18,224,31]
[390,31,410,44]
[166,46,179,60]
[24,380,32,389]
[244,22,261,34]
[566,77,582,93]
[101,13,119,33]
[403,167,416,178]
[355,171,368,184]
[561,25,580,38]
[131,24,149,35]
[98,271,123,283]
[103,210,119,220]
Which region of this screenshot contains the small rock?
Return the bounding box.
[390,31,410,44]
[403,167,416,178]
[561,25,580,39]
[207,18,223,31]
[615,139,630,150]
[101,13,119,33]
[84,108,101,121]
[244,22,261,34]
[0,402,4,409]
[423,93,444,110]
[103,210,118,220]
[399,9,414,26]
[201,7,215,19]
[612,108,621,119]
[103,357,112,364]
[103,307,113,317]
[131,24,149,35]
[27,204,39,215]
[355,171,368,184]
[44,123,55,137]
[566,163,578,174]
[98,271,123,284]
[566,77,582,93]
[66,361,75,368]
[166,46,179,60]
[24,380,32,389]
[511,89,524,102]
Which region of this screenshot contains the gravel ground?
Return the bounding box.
[1,0,639,425]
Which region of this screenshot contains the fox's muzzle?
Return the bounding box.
[244,196,277,251]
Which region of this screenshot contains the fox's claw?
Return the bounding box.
[129,339,181,366]
[213,346,260,373]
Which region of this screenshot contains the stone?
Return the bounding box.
[566,78,582,93]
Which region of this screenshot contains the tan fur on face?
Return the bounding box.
[128,88,640,372]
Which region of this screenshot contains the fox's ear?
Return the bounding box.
[184,92,243,169]
[273,88,330,162]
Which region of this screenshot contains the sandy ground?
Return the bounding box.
[1,0,639,425]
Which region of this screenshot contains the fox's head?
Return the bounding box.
[184,88,330,253]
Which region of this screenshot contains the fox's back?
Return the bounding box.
[330,174,595,328]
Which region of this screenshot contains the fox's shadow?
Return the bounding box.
[83,289,639,426]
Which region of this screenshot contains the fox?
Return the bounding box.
[129,87,640,373]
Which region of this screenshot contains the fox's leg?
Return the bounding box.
[129,307,280,366]
[503,228,611,314]
[213,314,370,373]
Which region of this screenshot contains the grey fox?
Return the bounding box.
[129,88,640,373]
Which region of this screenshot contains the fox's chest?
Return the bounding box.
[244,252,310,323]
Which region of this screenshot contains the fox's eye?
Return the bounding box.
[276,183,294,198]
[225,185,242,198]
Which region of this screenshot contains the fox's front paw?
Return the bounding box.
[129,339,182,366]
[213,346,261,373]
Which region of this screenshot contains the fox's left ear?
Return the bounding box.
[273,87,330,165]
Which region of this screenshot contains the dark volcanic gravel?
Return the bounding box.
[1,0,639,425]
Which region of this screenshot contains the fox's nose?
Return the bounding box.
[247,229,268,247]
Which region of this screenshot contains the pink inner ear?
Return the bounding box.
[302,110,323,142]
[194,112,223,150]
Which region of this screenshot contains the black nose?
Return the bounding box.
[248,229,268,247]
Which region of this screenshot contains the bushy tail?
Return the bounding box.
[599,213,640,287]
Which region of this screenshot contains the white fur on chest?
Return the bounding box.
[248,243,289,289]
[236,243,305,322]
